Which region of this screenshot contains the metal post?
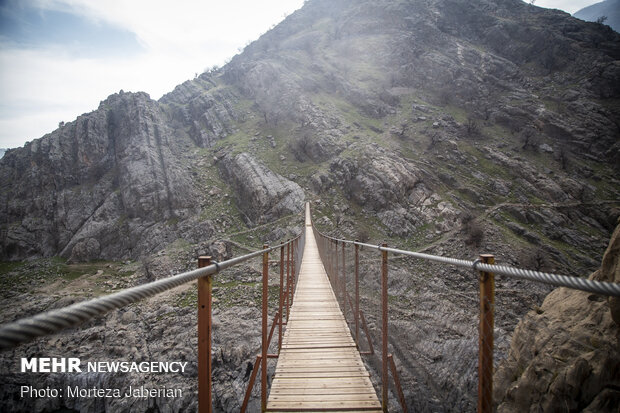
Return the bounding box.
[335,240,339,306]
[261,245,269,412]
[330,239,335,281]
[327,239,332,280]
[197,256,213,413]
[279,245,284,351]
[478,254,495,413]
[286,241,291,323]
[241,355,262,413]
[291,240,296,305]
[381,243,389,413]
[388,354,408,413]
[355,241,360,345]
[342,241,346,321]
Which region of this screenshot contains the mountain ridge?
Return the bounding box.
[574,0,620,33]
[2,0,619,270]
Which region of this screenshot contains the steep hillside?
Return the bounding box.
[1,0,619,411]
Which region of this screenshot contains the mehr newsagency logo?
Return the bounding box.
[19,357,187,399]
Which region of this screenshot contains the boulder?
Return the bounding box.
[494,222,620,412]
[217,153,304,226]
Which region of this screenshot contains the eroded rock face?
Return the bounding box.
[329,145,422,211]
[593,223,620,325]
[217,152,304,226]
[0,92,197,261]
[494,221,620,412]
[161,78,240,148]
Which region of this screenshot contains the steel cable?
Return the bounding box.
[0,237,300,351]
[314,229,620,297]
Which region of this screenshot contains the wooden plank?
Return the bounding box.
[269,394,378,402]
[276,360,363,366]
[267,400,382,409]
[274,371,370,377]
[276,366,368,373]
[270,377,374,387]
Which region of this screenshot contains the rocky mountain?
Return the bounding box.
[574,0,620,33]
[1,0,618,271]
[1,0,619,411]
[0,148,6,159]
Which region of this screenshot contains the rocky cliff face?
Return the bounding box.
[0,92,198,261]
[0,0,619,412]
[217,152,304,226]
[494,221,620,412]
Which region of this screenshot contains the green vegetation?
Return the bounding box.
[0,258,135,296]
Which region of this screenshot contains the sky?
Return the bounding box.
[0,0,603,150]
[531,0,603,13]
[0,0,305,149]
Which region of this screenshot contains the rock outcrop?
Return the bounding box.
[217,152,304,226]
[594,222,620,325]
[494,221,620,412]
[0,92,197,261]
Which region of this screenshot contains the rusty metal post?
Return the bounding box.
[359,308,375,355]
[197,256,213,413]
[342,241,346,321]
[267,311,280,350]
[388,354,408,413]
[291,239,296,305]
[279,245,284,351]
[327,239,332,280]
[334,240,339,306]
[286,240,291,323]
[381,243,389,413]
[478,254,495,413]
[330,239,335,282]
[241,355,262,413]
[261,245,269,412]
[355,241,360,345]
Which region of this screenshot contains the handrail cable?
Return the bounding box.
[0,236,300,351]
[316,234,620,298]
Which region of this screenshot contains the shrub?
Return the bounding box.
[462,213,484,247]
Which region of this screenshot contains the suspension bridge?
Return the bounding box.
[1,202,619,412]
[266,204,382,411]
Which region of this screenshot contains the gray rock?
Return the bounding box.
[495,223,620,411]
[0,92,198,261]
[539,143,554,153]
[69,238,101,263]
[217,153,304,226]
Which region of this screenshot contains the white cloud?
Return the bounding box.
[33,0,304,59]
[0,44,202,147]
[0,0,304,149]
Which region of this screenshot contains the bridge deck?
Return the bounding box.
[266,208,381,412]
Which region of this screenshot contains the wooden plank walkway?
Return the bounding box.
[266,204,381,412]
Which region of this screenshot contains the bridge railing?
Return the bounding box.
[311,222,620,413]
[0,225,306,413]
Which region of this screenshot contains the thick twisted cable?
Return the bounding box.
[474,262,620,297]
[314,229,620,297]
[0,266,210,350]
[0,237,300,351]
